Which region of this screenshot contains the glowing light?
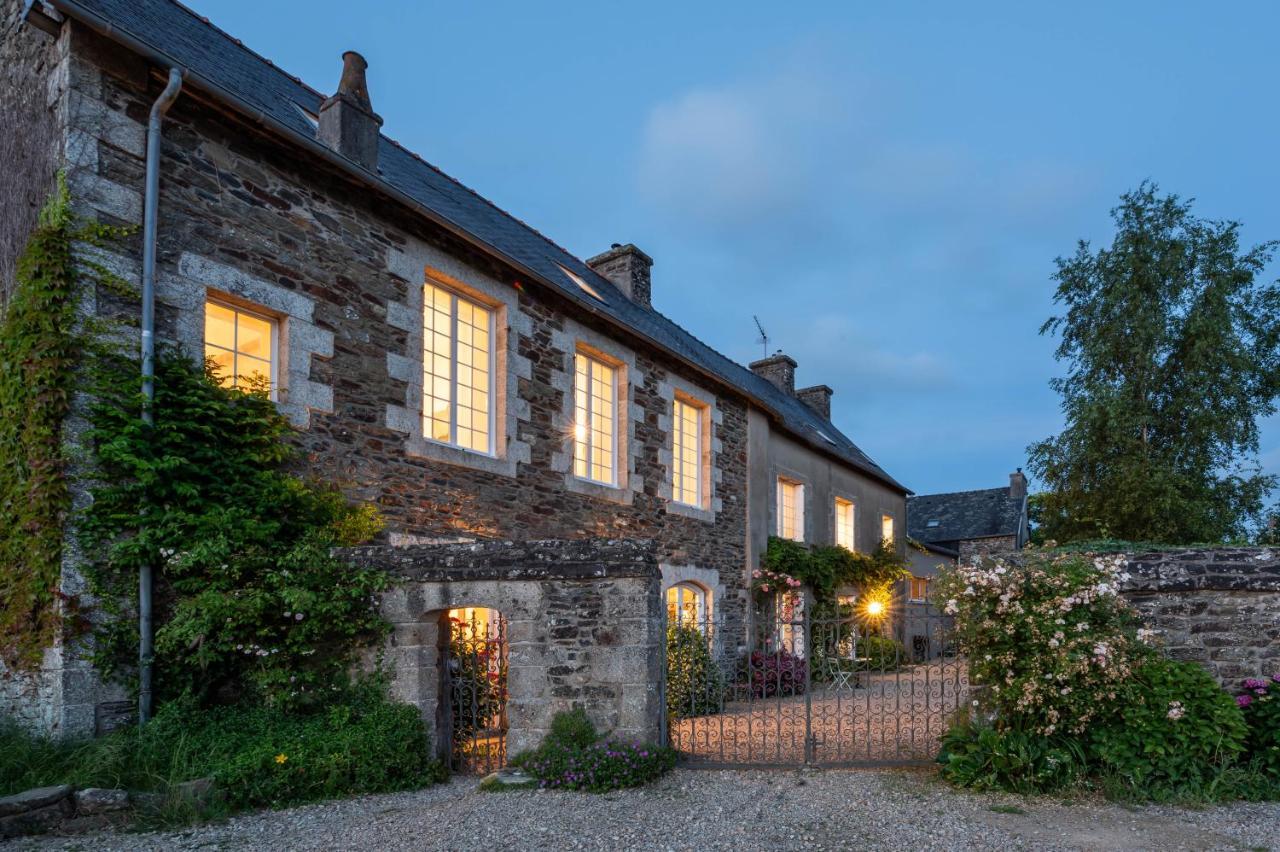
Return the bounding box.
[574,422,587,441]
[865,599,885,618]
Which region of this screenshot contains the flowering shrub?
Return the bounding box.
[1236,674,1280,776]
[935,552,1148,735]
[513,709,675,793]
[1090,659,1246,797]
[739,650,807,698]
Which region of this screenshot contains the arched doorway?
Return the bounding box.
[442,607,508,774]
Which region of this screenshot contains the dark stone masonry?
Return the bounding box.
[1121,547,1280,684]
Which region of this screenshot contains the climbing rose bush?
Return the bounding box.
[935,552,1150,736]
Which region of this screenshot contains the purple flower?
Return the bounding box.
[1243,678,1267,690]
[1272,673,1280,684]
[1237,694,1254,708]
[1256,688,1268,696]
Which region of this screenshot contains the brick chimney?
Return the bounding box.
[1009,468,1027,499]
[796,385,833,419]
[586,243,652,308]
[318,51,383,172]
[750,351,797,396]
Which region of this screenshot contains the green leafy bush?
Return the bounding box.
[1090,659,1247,799]
[79,351,389,708]
[513,708,675,793]
[938,719,1088,794]
[666,624,723,718]
[855,635,906,671]
[0,683,446,811]
[1236,675,1280,776]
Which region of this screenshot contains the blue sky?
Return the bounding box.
[193,0,1280,496]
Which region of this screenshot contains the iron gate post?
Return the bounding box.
[803,587,813,765]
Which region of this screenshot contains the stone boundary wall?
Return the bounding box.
[341,538,664,757]
[1120,547,1280,684]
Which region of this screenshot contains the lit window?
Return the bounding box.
[423,282,494,454]
[777,478,804,541]
[666,582,707,627]
[835,497,855,550]
[204,299,277,397]
[881,514,895,545]
[672,398,704,507]
[573,352,617,485]
[909,577,929,602]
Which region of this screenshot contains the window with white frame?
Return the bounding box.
[666,582,708,628]
[573,351,618,485]
[881,513,895,545]
[204,299,278,398]
[777,478,804,541]
[423,282,494,454]
[909,576,929,602]
[671,397,705,507]
[835,497,855,551]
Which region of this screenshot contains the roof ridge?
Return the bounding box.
[910,486,1012,500]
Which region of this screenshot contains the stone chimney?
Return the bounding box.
[750,351,797,396]
[586,243,652,308]
[1009,468,1028,499]
[318,51,383,172]
[796,385,833,420]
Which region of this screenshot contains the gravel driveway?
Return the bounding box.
[12,769,1279,851]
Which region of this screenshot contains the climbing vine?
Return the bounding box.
[760,536,909,609]
[0,175,127,671]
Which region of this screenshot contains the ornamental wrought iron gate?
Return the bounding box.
[666,584,969,767]
[443,608,508,774]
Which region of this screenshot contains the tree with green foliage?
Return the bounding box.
[1029,183,1280,544]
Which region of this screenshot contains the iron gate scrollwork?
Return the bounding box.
[443,609,508,774]
[667,581,969,767]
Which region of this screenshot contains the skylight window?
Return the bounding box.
[927,519,941,528]
[293,103,319,129]
[814,428,837,446]
[557,264,607,304]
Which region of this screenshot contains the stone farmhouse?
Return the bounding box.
[1,0,908,758]
[907,470,1030,560]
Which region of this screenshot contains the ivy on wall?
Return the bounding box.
[761,536,909,608]
[0,175,127,670]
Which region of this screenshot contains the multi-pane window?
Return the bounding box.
[666,583,707,628]
[672,398,704,507]
[909,576,929,602]
[881,514,895,545]
[204,299,276,397]
[423,282,493,454]
[835,497,855,551]
[573,352,617,485]
[777,478,804,541]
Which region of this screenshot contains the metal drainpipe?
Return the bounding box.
[138,67,183,726]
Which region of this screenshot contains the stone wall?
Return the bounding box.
[1122,547,1280,684]
[957,535,1018,561]
[344,539,663,756]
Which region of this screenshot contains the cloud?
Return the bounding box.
[636,61,858,236]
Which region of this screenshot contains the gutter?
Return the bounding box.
[137,66,184,727]
[42,0,908,495]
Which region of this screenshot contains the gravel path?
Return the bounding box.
[12,769,1279,851]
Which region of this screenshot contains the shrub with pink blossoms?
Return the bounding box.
[1235,674,1280,776]
[935,552,1150,736]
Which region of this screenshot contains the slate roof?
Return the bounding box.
[48,0,907,494]
[907,488,1025,545]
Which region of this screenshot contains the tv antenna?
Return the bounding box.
[753,315,770,359]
